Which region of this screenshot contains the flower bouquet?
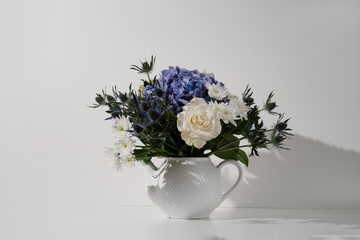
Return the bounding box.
[91,56,292,218]
[91,56,291,170]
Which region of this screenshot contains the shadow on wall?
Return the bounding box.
[222,134,360,208]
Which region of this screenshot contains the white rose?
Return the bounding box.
[177,98,222,149]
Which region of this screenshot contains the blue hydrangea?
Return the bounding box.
[150,66,227,113]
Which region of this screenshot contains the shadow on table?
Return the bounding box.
[211,208,360,228]
[203,236,227,240]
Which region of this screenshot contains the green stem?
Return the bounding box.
[216,125,234,148]
[239,144,252,148]
[265,128,274,132]
[205,144,252,157]
[205,147,241,157]
[218,137,245,150]
[146,72,151,82]
[169,136,181,151]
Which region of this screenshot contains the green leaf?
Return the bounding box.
[236,149,249,167]
[215,148,249,167]
[214,149,238,160]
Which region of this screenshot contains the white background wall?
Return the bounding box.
[1,0,359,211]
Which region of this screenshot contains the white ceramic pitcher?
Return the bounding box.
[144,157,242,219]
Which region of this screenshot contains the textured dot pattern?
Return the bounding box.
[146,159,223,218]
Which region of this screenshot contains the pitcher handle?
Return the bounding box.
[216,160,243,203]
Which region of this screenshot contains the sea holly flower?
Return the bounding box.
[206,82,229,101]
[177,98,222,149]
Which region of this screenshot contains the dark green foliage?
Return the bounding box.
[130,56,156,74]
[271,114,293,150]
[264,91,278,115]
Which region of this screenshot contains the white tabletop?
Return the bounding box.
[2,205,360,240]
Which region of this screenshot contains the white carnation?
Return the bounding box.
[206,82,228,101]
[177,98,222,149]
[229,97,251,120]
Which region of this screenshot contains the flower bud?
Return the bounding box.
[140,102,150,111]
[154,88,164,97]
[129,98,138,106]
[133,124,144,133]
[111,111,120,118]
[95,96,105,105]
[277,122,288,131]
[266,102,277,111]
[148,109,160,121]
[106,95,116,102]
[119,93,128,102]
[245,97,254,105]
[274,135,285,144]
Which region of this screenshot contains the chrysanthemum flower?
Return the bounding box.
[217,103,237,126]
[230,97,251,120]
[121,154,136,168]
[112,116,131,138]
[104,147,122,171]
[115,137,136,155]
[206,82,229,101]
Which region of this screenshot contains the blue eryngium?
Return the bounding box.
[140,102,150,111]
[154,88,164,97]
[148,109,160,121]
[133,124,144,133]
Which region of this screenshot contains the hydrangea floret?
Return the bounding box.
[91,56,292,171]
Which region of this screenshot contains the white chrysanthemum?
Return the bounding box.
[227,92,239,100]
[230,97,251,120]
[177,98,222,149]
[112,116,131,138]
[202,70,214,78]
[121,154,136,168]
[104,147,122,171]
[115,137,136,155]
[206,82,228,100]
[218,103,237,126]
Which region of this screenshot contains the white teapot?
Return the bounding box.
[144,157,243,219]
